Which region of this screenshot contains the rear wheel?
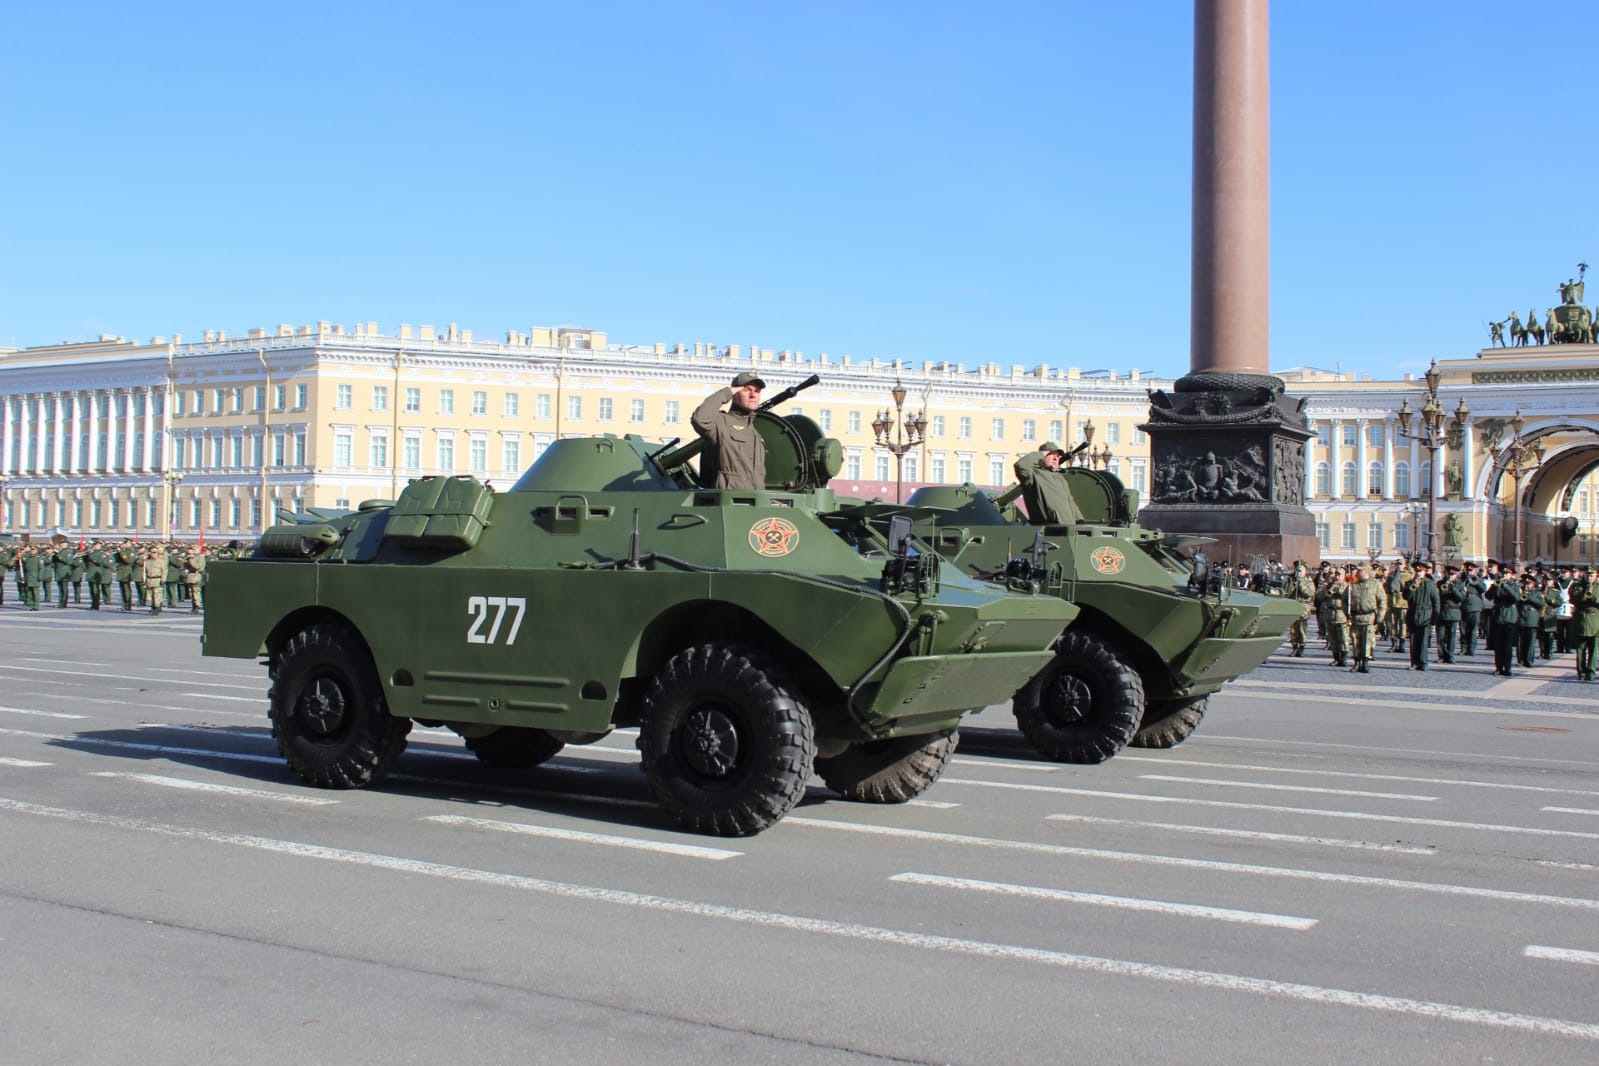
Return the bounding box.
[1012,630,1143,764]
[637,643,816,836]
[269,623,410,788]
[465,727,565,768]
[1129,696,1207,749]
[816,728,958,803]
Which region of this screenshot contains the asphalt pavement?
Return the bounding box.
[2,602,1597,1064]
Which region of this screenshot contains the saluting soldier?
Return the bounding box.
[1346,566,1387,673]
[1571,566,1599,682]
[1284,561,1315,657]
[142,545,168,615]
[691,371,768,490]
[183,547,207,613]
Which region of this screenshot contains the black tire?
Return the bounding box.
[816,728,958,803]
[637,643,815,836]
[1012,629,1144,764]
[268,623,410,788]
[1129,696,1207,749]
[464,727,565,768]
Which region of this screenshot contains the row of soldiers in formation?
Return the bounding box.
[1280,559,1599,680]
[0,540,237,615]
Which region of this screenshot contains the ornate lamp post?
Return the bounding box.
[871,380,926,504]
[163,469,185,539]
[1394,360,1469,565]
[1071,419,1097,467]
[1502,409,1546,572]
[1402,501,1426,564]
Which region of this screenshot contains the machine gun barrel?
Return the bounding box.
[654,374,821,473]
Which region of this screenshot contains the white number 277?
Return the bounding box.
[466,596,527,645]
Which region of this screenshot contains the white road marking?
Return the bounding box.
[1232,677,1598,710]
[1044,814,1434,855]
[1117,755,1599,797]
[2,797,1596,1042]
[1524,945,1599,967]
[947,755,1060,772]
[1136,774,1437,802]
[19,657,112,667]
[89,771,338,805]
[426,814,741,860]
[905,799,961,809]
[0,705,88,720]
[0,663,261,691]
[1541,806,1599,816]
[782,816,1599,911]
[0,757,50,767]
[940,778,1599,841]
[1535,859,1599,871]
[148,667,260,679]
[890,872,1317,930]
[1227,688,1595,719]
[1199,734,1599,769]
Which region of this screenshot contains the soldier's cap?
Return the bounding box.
[1038,440,1067,456]
[730,371,766,389]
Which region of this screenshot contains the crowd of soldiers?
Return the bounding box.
[0,539,240,616]
[1277,558,1599,682]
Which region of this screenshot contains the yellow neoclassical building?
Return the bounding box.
[2,317,1597,567]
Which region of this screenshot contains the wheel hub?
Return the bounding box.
[1046,673,1092,725]
[298,675,348,736]
[682,706,740,778]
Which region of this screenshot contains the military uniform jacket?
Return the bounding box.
[1347,579,1386,620]
[184,554,206,584]
[143,553,168,582]
[690,388,766,491]
[1316,580,1349,621]
[1286,575,1316,604]
[52,548,76,580]
[21,551,45,582]
[114,547,136,581]
[1572,581,1599,638]
[1462,579,1485,615]
[1014,452,1085,525]
[1385,570,1410,609]
[1491,578,1523,625]
[84,548,110,581]
[1406,577,1441,626]
[1518,587,1544,628]
[1438,579,1465,622]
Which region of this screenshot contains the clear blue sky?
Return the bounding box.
[2,1,1594,381]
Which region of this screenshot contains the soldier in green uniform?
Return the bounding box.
[20,545,45,610]
[52,543,76,608]
[1405,563,1441,671]
[183,547,207,613]
[1537,574,1563,661]
[114,541,139,609]
[1490,569,1523,676]
[1013,443,1086,525]
[1284,561,1315,656]
[1460,564,1484,657]
[164,546,183,606]
[1571,566,1599,681]
[68,546,86,603]
[1316,570,1351,667]
[1436,566,1463,664]
[0,540,16,606]
[1384,560,1410,652]
[142,545,168,615]
[1346,565,1388,673]
[1517,571,1544,668]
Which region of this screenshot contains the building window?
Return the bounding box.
[230,387,243,412]
[173,390,187,416]
[819,410,832,431]
[293,432,306,466]
[1341,522,1357,550]
[1341,462,1357,496]
[191,499,202,528]
[933,415,947,438]
[1105,422,1121,445]
[931,456,946,482]
[1048,419,1063,442]
[630,399,645,423]
[1367,462,1383,496]
[1341,424,1357,448]
[1131,461,1147,494]
[567,396,581,420]
[373,385,389,411]
[1368,522,1383,550]
[957,457,973,482]
[405,387,421,413]
[403,435,421,469]
[173,438,187,469]
[439,388,455,415]
[229,499,241,528]
[251,499,262,529]
[274,385,287,410]
[334,432,353,470]
[1315,462,1331,497]
[598,397,613,421]
[470,438,487,472]
[1367,423,1384,447]
[502,438,520,472]
[1394,461,1411,497]
[272,435,285,467]
[229,435,243,467]
[249,435,262,467]
[472,390,487,416]
[1396,522,1410,550]
[336,384,352,410]
[1316,522,1330,549]
[1419,460,1433,498]
[1316,424,1330,448]
[664,400,679,424]
[333,499,350,512]
[370,434,388,468]
[504,393,519,417]
[875,454,890,480]
[989,459,1005,485]
[991,418,1004,440]
[958,417,972,439]
[848,411,861,434]
[903,454,918,481]
[107,499,118,528]
[536,394,551,419]
[294,384,307,409]
[845,452,861,479]
[438,437,455,471]
[1132,427,1147,445]
[1021,419,1036,441]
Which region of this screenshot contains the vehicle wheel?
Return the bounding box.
[269,623,410,788]
[1129,696,1207,749]
[816,728,958,803]
[637,643,815,836]
[465,727,565,768]
[1012,629,1144,764]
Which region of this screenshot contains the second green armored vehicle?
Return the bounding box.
[201,405,1075,835]
[905,461,1304,764]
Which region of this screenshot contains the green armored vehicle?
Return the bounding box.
[905,462,1304,763]
[201,406,1074,836]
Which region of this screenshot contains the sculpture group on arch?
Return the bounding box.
[1487,264,1595,347]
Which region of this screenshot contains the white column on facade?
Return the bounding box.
[1462,418,1475,494]
[1434,444,1447,499]
[21,395,37,474]
[1328,419,1342,498]
[85,391,100,474]
[1,395,12,476]
[103,391,119,473]
[1303,418,1316,499]
[1409,435,1421,499]
[121,388,137,472]
[158,386,172,472]
[140,386,155,471]
[1355,418,1369,498]
[51,393,66,475]
[1382,416,1395,498]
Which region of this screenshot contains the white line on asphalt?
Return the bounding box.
[1541,806,1599,816]
[1225,689,1591,722]
[946,755,1061,772]
[781,816,1599,911]
[1524,945,1599,967]
[1535,859,1599,871]
[1136,774,1438,802]
[906,799,961,809]
[1043,814,1435,855]
[19,657,111,667]
[426,814,741,859]
[1232,677,1598,710]
[1116,755,1599,797]
[148,667,260,679]
[1197,734,1599,768]
[0,705,87,720]
[889,872,1317,930]
[2,797,1594,1042]
[89,771,339,805]
[0,726,286,765]
[0,663,261,691]
[941,779,1599,841]
[0,757,50,767]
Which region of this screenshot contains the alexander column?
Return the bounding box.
[1136,0,1317,566]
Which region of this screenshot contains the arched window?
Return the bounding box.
[1419,460,1433,499]
[1367,461,1384,496]
[1315,461,1331,497]
[1394,460,1410,497]
[1341,461,1358,497]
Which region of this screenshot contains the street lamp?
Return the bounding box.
[1071,418,1097,467]
[1394,360,1470,565]
[1502,409,1546,572]
[871,380,927,504]
[163,470,185,539]
[1402,501,1426,564]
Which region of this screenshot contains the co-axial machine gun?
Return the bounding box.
[201,374,1076,836]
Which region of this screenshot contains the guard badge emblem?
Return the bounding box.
[1090,545,1126,575]
[749,516,800,558]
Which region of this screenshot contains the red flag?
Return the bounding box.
[198,526,205,550]
[78,531,85,550]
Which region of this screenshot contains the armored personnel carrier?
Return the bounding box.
[906,465,1304,763]
[201,402,1074,835]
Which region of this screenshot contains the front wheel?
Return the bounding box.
[269,623,410,788]
[1012,629,1144,764]
[816,728,958,803]
[637,643,816,836]
[1129,696,1207,749]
